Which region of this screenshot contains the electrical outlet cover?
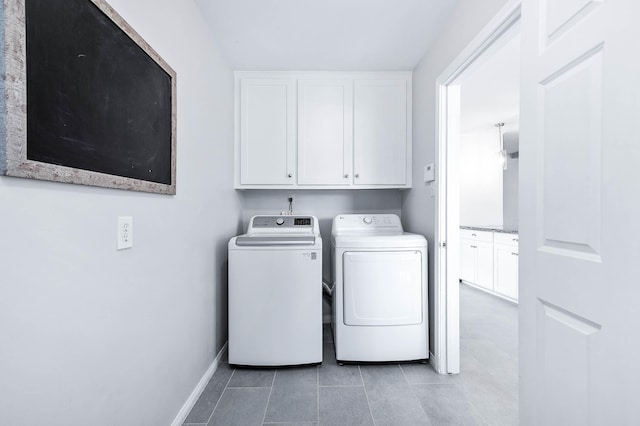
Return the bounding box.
[117,216,133,250]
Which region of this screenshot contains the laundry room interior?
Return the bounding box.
[2,0,637,425]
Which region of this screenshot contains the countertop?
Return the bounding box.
[460,225,518,234]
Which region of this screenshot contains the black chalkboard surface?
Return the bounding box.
[25,0,173,185]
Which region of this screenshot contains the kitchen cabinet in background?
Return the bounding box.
[460,228,519,302]
[459,229,494,291]
[493,233,519,300]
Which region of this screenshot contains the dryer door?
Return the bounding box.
[343,250,422,326]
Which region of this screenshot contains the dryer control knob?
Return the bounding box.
[276,217,285,225]
[363,216,373,224]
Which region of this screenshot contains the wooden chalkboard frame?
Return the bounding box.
[0,0,177,194]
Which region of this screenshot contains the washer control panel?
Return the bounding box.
[247,216,319,236]
[253,216,313,228]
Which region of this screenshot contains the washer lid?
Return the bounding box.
[235,235,316,246]
[332,232,427,248]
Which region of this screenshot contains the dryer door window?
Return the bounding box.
[343,250,422,326]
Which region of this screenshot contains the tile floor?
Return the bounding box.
[183,284,518,425]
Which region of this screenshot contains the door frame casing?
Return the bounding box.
[433,0,521,374]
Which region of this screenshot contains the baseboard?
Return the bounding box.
[171,342,228,426]
[461,280,518,305]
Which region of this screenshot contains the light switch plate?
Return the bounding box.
[117,216,133,250]
[424,163,435,183]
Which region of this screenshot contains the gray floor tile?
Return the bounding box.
[360,364,408,387]
[364,383,431,425]
[400,363,460,385]
[264,367,318,423]
[319,362,363,387]
[319,386,373,426]
[319,343,362,386]
[263,423,318,425]
[374,419,432,426]
[461,373,518,422]
[413,384,478,426]
[184,362,234,424]
[273,366,318,387]
[228,368,275,388]
[474,415,514,426]
[207,387,270,426]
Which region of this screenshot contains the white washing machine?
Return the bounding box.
[331,214,428,362]
[228,215,322,366]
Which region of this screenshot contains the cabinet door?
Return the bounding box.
[298,80,353,185]
[475,241,494,290]
[494,244,518,300]
[353,79,408,185]
[459,239,476,282]
[240,79,296,185]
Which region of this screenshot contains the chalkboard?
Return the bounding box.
[0,0,177,194]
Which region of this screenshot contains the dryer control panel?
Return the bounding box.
[332,214,403,233]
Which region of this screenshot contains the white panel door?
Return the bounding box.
[342,251,422,326]
[240,78,296,185]
[520,0,640,424]
[353,79,408,185]
[298,80,353,185]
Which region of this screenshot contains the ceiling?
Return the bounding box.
[194,0,458,70]
[459,26,521,133]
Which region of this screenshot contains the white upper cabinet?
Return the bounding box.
[297,79,353,185]
[235,72,411,189]
[239,78,296,185]
[353,79,408,186]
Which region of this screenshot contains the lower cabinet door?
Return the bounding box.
[494,244,518,300]
[475,241,494,290]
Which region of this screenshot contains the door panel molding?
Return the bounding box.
[543,0,604,45]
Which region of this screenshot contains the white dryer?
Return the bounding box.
[228,215,322,366]
[331,214,428,362]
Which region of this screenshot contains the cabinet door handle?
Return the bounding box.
[471,233,477,236]
[512,238,519,242]
[344,174,349,178]
[470,245,477,248]
[511,252,518,256]
[355,173,360,178]
[287,173,292,178]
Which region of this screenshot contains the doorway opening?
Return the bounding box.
[433,0,521,377]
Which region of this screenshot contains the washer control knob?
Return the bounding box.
[363,216,373,225]
[276,217,285,226]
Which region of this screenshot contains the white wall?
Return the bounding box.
[241,190,402,281]
[401,0,511,351]
[0,1,240,425]
[459,127,504,226]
